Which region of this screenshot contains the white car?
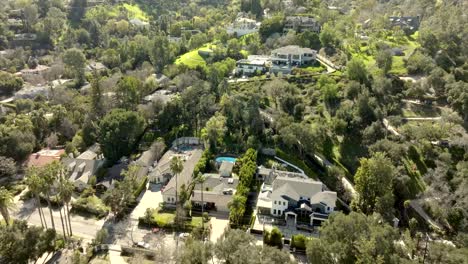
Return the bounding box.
[135,241,150,249]
[179,233,190,240]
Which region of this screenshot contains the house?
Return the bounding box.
[235,55,270,76]
[257,169,337,226]
[14,85,50,99]
[62,158,105,190]
[226,17,261,37]
[20,65,50,82]
[26,149,65,168]
[191,173,239,213]
[283,16,321,34]
[270,45,317,74]
[86,62,107,72]
[77,144,103,160]
[162,147,203,205]
[219,161,234,178]
[388,16,420,34]
[129,18,149,28]
[143,90,174,104]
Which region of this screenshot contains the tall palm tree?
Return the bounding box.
[25,168,47,229]
[195,173,206,239]
[0,187,14,226]
[170,156,184,228]
[59,176,74,238]
[39,162,59,231]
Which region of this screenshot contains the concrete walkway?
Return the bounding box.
[108,245,127,264]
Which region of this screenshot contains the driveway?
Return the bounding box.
[130,183,163,221]
[209,216,229,243]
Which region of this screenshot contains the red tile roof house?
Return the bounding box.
[26,149,65,168]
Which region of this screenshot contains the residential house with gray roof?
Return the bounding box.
[257,169,337,226]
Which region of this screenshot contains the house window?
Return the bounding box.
[273,209,276,215]
[274,201,276,205]
[327,206,330,211]
[283,202,286,206]
[278,210,281,215]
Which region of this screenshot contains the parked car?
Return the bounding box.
[179,233,190,240]
[135,241,150,249]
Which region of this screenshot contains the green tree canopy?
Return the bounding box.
[99,109,145,163]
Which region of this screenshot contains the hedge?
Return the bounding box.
[71,195,109,218]
[291,234,308,250]
[193,149,212,177]
[133,176,148,198]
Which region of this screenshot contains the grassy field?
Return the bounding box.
[347,32,420,75]
[86,3,149,21]
[175,45,216,68]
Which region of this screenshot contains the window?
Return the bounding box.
[274,201,276,205]
[283,201,286,206]
[273,209,276,215]
[327,206,330,211]
[278,210,281,215]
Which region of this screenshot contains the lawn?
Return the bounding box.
[86,3,149,22]
[122,3,149,21]
[154,212,176,227]
[190,216,203,228]
[175,45,216,68]
[347,32,420,76]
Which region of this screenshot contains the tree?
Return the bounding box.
[68,0,86,23]
[90,72,104,118]
[215,229,256,263]
[228,194,246,226]
[115,76,142,110]
[63,48,86,87]
[314,212,402,263]
[177,238,213,264]
[202,114,227,149]
[352,152,395,220]
[259,16,284,41]
[240,0,262,18]
[263,227,283,249]
[150,35,173,73]
[306,238,333,263]
[99,109,145,163]
[376,49,393,74]
[23,4,38,32]
[0,71,23,95]
[320,23,338,48]
[170,156,183,226]
[25,169,48,229]
[58,178,74,237]
[0,156,16,181]
[0,220,57,264]
[0,187,14,225]
[347,58,368,84]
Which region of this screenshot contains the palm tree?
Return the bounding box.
[25,168,47,229]
[195,173,206,239]
[39,162,59,231]
[59,176,74,238]
[228,195,246,227]
[170,156,183,229]
[0,187,14,226]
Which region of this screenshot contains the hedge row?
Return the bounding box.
[193,149,212,177]
[71,195,109,219]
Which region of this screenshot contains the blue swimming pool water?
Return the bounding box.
[216,157,237,163]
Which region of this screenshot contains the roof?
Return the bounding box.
[310,191,337,207]
[20,65,50,74]
[272,176,323,199]
[162,148,203,196]
[219,161,234,175]
[62,158,105,183]
[130,18,149,27]
[271,45,316,56]
[193,174,239,193]
[77,144,101,160]
[26,149,65,167]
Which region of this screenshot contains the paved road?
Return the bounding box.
[13,197,105,241]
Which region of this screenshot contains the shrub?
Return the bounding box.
[264,227,283,249]
[72,195,109,218]
[291,234,307,250]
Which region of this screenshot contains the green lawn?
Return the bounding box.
[347,32,420,76]
[122,3,148,21]
[86,3,149,22]
[191,216,203,228]
[175,45,216,68]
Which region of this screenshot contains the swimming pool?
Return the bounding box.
[215,156,237,163]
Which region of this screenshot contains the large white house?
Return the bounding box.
[235,55,270,76]
[226,17,261,37]
[257,169,337,226]
[270,45,317,74]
